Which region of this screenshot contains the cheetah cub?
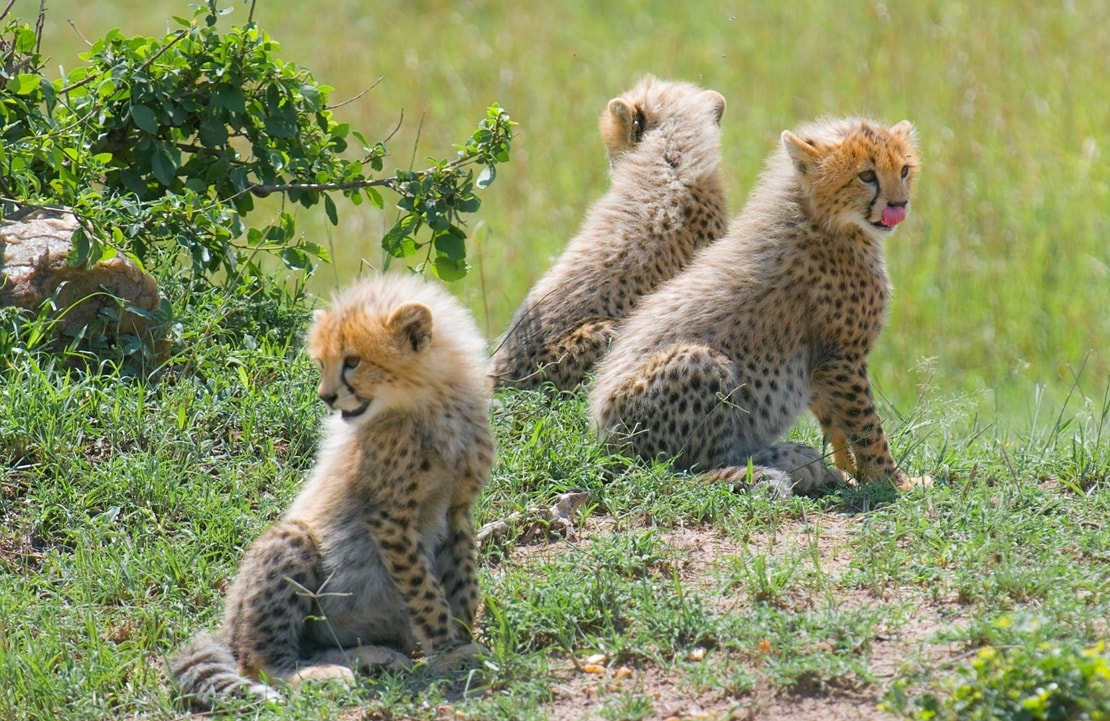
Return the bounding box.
[490,75,729,390]
[590,117,920,496]
[170,274,494,709]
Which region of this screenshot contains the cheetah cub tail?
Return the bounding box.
[169,631,283,709]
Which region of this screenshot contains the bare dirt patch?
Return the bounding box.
[0,474,45,573]
[482,511,964,721]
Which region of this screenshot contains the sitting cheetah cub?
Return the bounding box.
[490,75,729,390]
[590,117,920,496]
[170,274,494,709]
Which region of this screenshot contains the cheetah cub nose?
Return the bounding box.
[319,392,338,406]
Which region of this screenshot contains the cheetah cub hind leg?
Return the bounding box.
[750,442,847,496]
[594,343,842,498]
[543,317,619,387]
[288,645,413,686]
[703,443,845,499]
[422,641,485,673]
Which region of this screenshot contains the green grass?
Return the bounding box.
[3,1,1110,719]
[14,0,1110,419]
[2,283,1108,718]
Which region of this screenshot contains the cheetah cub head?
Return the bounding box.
[781,118,919,240]
[307,296,433,425]
[599,74,726,165]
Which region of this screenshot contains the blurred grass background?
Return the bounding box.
[17,0,1110,424]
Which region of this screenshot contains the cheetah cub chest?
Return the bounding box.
[170,274,494,709]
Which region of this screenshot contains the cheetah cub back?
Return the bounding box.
[490,75,729,390]
[590,117,920,496]
[170,274,494,709]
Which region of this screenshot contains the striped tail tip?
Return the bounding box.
[169,632,284,710]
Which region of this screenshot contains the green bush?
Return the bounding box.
[0,1,513,287]
[886,623,1110,720]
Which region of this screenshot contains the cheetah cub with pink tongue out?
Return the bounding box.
[590,117,920,497]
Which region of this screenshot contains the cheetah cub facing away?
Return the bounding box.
[170,274,494,709]
[490,75,729,390]
[590,118,920,497]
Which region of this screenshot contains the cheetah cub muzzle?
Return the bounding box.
[169,273,494,709]
[590,117,922,497]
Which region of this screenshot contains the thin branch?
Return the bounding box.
[248,176,397,197]
[407,111,426,171]
[0,0,18,24]
[0,198,72,221]
[65,18,92,47]
[383,109,404,144]
[174,141,235,157]
[246,153,477,198]
[325,76,384,110]
[247,0,257,24]
[33,0,45,54]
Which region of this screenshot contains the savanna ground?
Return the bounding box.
[3,1,1110,719]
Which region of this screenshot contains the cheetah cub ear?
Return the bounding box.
[387,302,433,353]
[889,119,916,141]
[704,90,726,125]
[606,98,640,146]
[781,130,822,177]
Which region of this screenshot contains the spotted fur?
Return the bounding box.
[589,117,920,496]
[490,75,729,390]
[169,274,494,709]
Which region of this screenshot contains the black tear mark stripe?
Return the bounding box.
[866,182,880,219]
[341,366,358,397]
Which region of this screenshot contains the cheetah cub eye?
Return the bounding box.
[343,356,360,370]
[858,169,877,184]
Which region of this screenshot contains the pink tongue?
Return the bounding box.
[881,205,907,227]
